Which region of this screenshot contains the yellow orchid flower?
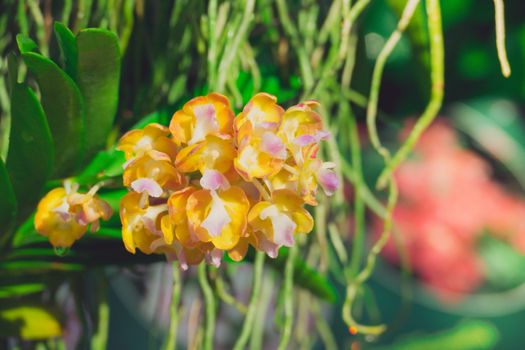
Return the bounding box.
[248,189,313,251]
[35,188,88,248]
[269,164,299,192]
[123,152,186,197]
[162,241,210,270]
[226,227,281,261]
[162,187,200,247]
[175,135,236,174]
[117,123,178,162]
[169,93,234,146]
[186,170,250,250]
[160,200,226,269]
[35,182,113,248]
[120,192,168,254]
[227,229,257,262]
[297,158,339,205]
[234,131,287,180]
[234,93,284,145]
[67,187,113,232]
[277,101,329,164]
[158,211,216,269]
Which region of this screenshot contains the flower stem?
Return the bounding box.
[198,264,215,350]
[278,245,297,350]
[376,0,444,189]
[233,251,265,350]
[366,0,421,161]
[164,264,181,350]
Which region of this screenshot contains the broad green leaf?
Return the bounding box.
[478,235,525,290]
[0,260,83,272]
[76,28,121,160]
[0,305,61,339]
[451,98,525,189]
[377,320,498,350]
[0,159,17,238]
[53,21,78,78]
[20,50,85,176]
[15,34,38,54]
[0,283,45,298]
[6,83,54,216]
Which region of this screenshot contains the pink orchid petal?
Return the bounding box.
[53,200,71,221]
[201,191,231,237]
[293,134,316,146]
[131,178,164,197]
[189,103,218,144]
[256,233,280,258]
[200,169,230,191]
[317,168,339,196]
[142,217,163,236]
[316,130,331,140]
[260,205,296,247]
[76,210,89,226]
[150,237,166,251]
[205,248,223,267]
[175,246,189,271]
[261,132,287,159]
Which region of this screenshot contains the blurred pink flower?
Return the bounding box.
[378,119,525,302]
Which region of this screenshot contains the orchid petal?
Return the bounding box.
[200,169,230,191]
[131,178,164,197]
[201,191,232,237]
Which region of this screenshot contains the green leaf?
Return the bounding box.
[0,305,61,339]
[15,34,38,54]
[377,320,499,350]
[0,283,45,298]
[53,21,78,79]
[6,83,54,216]
[478,235,525,290]
[76,28,121,160]
[20,51,85,176]
[0,159,17,238]
[451,98,525,189]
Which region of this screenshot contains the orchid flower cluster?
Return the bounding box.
[34,92,338,268]
[117,92,338,269]
[34,181,113,248]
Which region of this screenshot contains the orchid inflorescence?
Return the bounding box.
[35,92,339,269]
